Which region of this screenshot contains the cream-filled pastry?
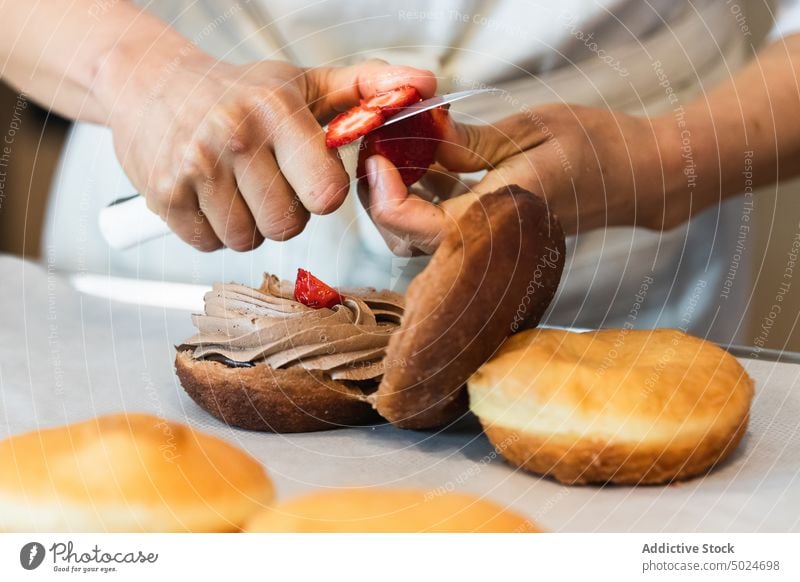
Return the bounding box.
[176,272,404,432]
[176,187,565,433]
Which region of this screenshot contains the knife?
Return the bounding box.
[98,88,498,250]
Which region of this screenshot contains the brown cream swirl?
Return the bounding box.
[182,274,404,381]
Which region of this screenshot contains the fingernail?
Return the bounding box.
[365,157,378,190]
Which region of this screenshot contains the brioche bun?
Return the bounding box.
[246,488,539,532]
[468,328,754,484]
[373,186,565,428]
[0,413,273,531]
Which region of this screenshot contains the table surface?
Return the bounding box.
[1,255,798,532]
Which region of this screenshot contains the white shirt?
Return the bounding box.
[44,0,800,344]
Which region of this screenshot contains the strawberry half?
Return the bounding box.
[325,86,423,148]
[325,106,384,148]
[361,85,422,115]
[294,268,344,309]
[356,105,449,186]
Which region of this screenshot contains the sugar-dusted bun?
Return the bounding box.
[175,349,379,432]
[0,413,273,532]
[373,187,565,429]
[468,329,754,485]
[246,488,540,532]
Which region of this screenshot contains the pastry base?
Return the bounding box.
[482,417,749,485]
[175,349,379,433]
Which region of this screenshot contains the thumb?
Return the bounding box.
[360,155,477,255]
[436,113,549,173]
[304,59,437,121]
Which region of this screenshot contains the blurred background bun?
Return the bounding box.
[246,488,539,532]
[0,413,273,531]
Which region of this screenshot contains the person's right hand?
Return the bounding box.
[96,52,436,251]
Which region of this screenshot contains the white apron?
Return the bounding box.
[43,0,754,343]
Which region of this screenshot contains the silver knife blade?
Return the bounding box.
[373,88,499,131]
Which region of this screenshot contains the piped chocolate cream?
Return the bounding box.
[181,274,404,382]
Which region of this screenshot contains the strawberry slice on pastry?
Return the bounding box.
[293,269,344,309]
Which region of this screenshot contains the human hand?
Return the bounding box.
[359,103,672,255]
[97,51,436,251]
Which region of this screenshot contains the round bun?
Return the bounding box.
[468,328,754,485]
[373,186,565,429]
[0,413,273,531]
[246,488,539,532]
[176,349,379,432]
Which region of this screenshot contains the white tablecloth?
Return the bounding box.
[1,255,798,532]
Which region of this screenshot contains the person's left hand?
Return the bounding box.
[359,103,679,255]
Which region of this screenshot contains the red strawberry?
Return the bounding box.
[361,85,422,115]
[356,105,449,186]
[325,86,423,148]
[294,268,344,309]
[325,106,384,148]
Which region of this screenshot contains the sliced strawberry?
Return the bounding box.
[361,85,422,115]
[294,268,344,309]
[325,86,424,148]
[325,106,384,148]
[357,105,449,186]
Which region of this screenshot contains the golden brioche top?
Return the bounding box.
[246,488,539,533]
[469,329,754,441]
[0,413,273,509]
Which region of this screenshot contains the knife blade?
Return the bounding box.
[374,88,498,129]
[98,87,500,250]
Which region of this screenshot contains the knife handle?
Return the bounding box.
[98,194,172,250]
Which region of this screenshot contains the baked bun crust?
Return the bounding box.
[176,349,379,433]
[373,186,565,428]
[0,413,273,532]
[245,488,539,532]
[468,329,754,485]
